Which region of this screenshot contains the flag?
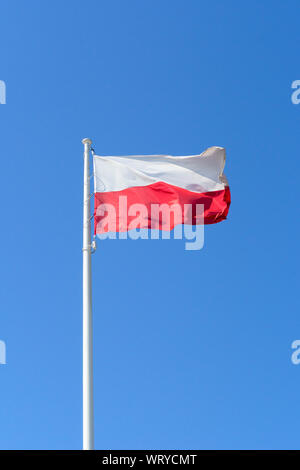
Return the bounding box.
[93,146,231,234]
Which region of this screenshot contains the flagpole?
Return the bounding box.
[82,138,94,450]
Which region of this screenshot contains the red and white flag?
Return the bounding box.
[93,146,231,234]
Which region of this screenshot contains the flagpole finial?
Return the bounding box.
[82,138,92,146]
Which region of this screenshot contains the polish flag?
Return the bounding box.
[93,146,231,234]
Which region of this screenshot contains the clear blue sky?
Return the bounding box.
[1,0,300,450]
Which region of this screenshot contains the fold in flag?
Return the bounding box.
[93,146,231,234]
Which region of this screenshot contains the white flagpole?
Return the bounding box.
[82,138,94,450]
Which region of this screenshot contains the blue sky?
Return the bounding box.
[1,0,300,450]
